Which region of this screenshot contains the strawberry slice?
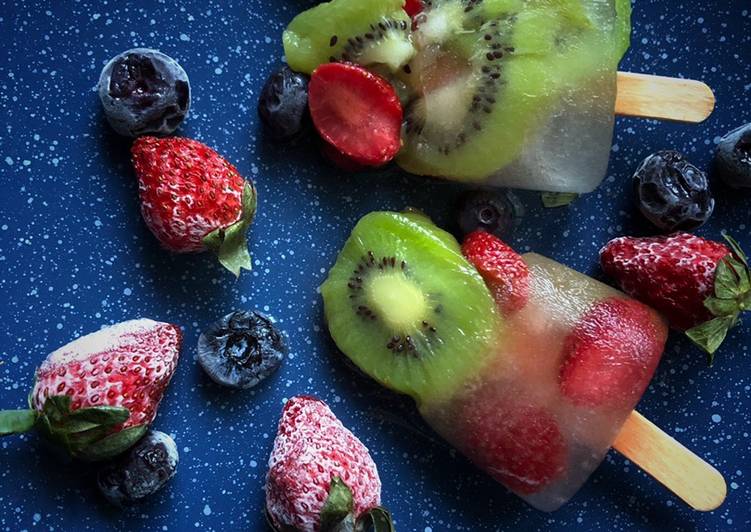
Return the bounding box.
[404,0,423,18]
[321,140,368,172]
[308,63,403,167]
[461,230,530,313]
[457,386,567,495]
[559,297,667,408]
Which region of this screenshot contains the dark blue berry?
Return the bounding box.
[98,48,190,137]
[97,431,179,506]
[197,310,286,389]
[714,123,751,189]
[456,190,522,238]
[633,150,714,232]
[258,66,309,141]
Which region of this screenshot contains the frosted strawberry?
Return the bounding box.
[600,232,750,360]
[131,136,257,276]
[265,396,392,532]
[461,230,530,313]
[0,319,181,461]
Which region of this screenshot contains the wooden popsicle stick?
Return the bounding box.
[615,72,715,123]
[613,410,726,511]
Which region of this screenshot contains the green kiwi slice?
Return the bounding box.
[283,0,416,74]
[396,0,630,179]
[321,211,499,405]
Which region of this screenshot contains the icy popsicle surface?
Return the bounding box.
[422,252,668,510]
[321,212,668,511]
[284,0,632,193]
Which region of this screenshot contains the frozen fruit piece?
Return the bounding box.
[266,396,389,532]
[131,136,257,276]
[309,63,403,167]
[714,123,751,189]
[633,150,715,232]
[457,386,566,495]
[404,0,423,18]
[0,319,181,461]
[197,310,286,389]
[462,230,530,313]
[456,189,521,239]
[98,48,190,137]
[601,233,751,358]
[97,430,179,506]
[600,233,731,331]
[283,0,415,75]
[320,211,498,404]
[258,66,309,141]
[559,297,666,408]
[321,140,368,172]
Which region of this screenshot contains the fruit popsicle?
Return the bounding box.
[284,0,631,193]
[321,212,668,511]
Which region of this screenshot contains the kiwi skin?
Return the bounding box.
[321,211,499,407]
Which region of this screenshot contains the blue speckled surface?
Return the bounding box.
[0,1,749,531]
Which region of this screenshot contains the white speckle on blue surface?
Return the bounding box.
[202,504,211,516]
[712,414,722,423]
[4,156,13,165]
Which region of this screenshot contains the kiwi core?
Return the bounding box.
[365,273,427,330]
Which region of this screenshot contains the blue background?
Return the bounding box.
[0,1,749,530]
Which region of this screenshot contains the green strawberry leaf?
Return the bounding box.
[704,296,740,317]
[42,395,73,424]
[726,256,750,294]
[67,406,130,427]
[686,315,738,363]
[0,409,37,436]
[722,231,749,267]
[320,477,355,532]
[66,423,115,447]
[203,181,257,277]
[541,192,579,208]
[77,424,148,462]
[713,258,741,299]
[356,507,395,532]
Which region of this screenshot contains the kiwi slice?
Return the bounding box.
[397,0,630,180]
[283,0,416,75]
[321,211,498,405]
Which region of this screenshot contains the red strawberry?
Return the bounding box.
[321,140,368,173]
[0,319,181,461]
[404,0,423,18]
[131,136,257,276]
[600,233,750,358]
[308,63,402,167]
[461,230,530,313]
[265,395,390,532]
[558,297,667,408]
[457,386,566,495]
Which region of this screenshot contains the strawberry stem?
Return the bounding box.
[0,409,37,436]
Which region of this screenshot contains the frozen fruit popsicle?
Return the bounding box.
[282,0,714,192]
[320,212,725,511]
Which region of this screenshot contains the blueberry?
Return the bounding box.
[97,430,179,506]
[258,66,309,141]
[633,150,715,232]
[714,123,751,189]
[456,190,523,238]
[197,310,286,389]
[98,48,190,137]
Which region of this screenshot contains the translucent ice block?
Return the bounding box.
[396,0,630,193]
[421,253,668,511]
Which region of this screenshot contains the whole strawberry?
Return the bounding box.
[265,396,392,532]
[131,136,257,276]
[461,230,530,313]
[0,319,181,461]
[600,232,750,360]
